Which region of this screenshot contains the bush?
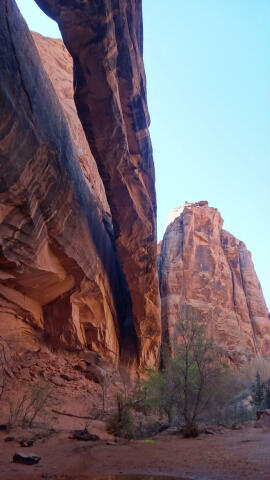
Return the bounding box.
[107,394,136,439]
[7,379,53,429]
[133,313,228,435]
[250,372,270,410]
[133,366,175,422]
[237,355,270,388]
[182,422,199,438]
[264,379,270,408]
[0,337,11,401]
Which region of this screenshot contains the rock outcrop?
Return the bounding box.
[33,0,161,368]
[0,0,134,364]
[159,201,270,363]
[31,31,109,214]
[5,1,266,372]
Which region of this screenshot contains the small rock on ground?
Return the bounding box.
[13,451,41,465]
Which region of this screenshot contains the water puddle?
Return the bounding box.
[61,475,194,480]
[96,477,188,480]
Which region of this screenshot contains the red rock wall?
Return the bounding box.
[159,202,270,363]
[0,0,133,364]
[31,31,109,214]
[33,0,161,368]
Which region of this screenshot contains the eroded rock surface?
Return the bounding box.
[32,31,109,214]
[34,0,161,368]
[159,201,270,363]
[0,0,133,364]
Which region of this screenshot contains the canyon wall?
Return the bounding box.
[159,201,270,364]
[34,0,161,368]
[32,31,109,214]
[2,1,267,371]
[0,0,134,364]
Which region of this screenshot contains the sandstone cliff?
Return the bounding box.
[33,0,161,368]
[31,31,109,214]
[0,0,161,369]
[3,0,266,372]
[159,201,270,363]
[0,0,134,364]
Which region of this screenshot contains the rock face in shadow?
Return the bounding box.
[32,31,109,214]
[159,201,270,364]
[0,0,133,364]
[34,0,161,368]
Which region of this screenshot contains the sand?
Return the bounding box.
[0,422,269,480]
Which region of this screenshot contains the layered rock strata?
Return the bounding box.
[32,31,109,214]
[34,0,161,368]
[0,0,134,364]
[159,201,270,363]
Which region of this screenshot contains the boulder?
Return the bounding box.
[72,429,100,441]
[13,452,41,465]
[84,365,107,384]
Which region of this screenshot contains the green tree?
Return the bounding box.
[136,312,227,437]
[107,393,135,439]
[251,371,265,408]
[263,379,270,408]
[133,362,175,423]
[167,315,227,435]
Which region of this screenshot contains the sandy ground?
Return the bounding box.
[0,423,269,480]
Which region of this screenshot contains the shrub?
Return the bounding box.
[238,355,270,388]
[182,422,199,438]
[264,379,270,408]
[8,393,29,428]
[133,366,175,422]
[0,337,11,401]
[107,394,136,439]
[251,371,265,408]
[133,312,228,435]
[7,379,53,429]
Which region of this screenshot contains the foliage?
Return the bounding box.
[251,371,264,408]
[100,374,109,413]
[250,372,270,409]
[237,355,270,388]
[106,393,136,439]
[8,379,53,429]
[209,357,270,424]
[134,313,228,436]
[0,337,11,401]
[133,364,175,422]
[264,379,270,409]
[109,317,270,438]
[8,392,29,428]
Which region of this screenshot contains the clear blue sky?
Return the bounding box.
[16,0,269,308]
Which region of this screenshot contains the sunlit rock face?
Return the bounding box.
[0,0,134,364]
[33,0,161,368]
[159,201,270,364]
